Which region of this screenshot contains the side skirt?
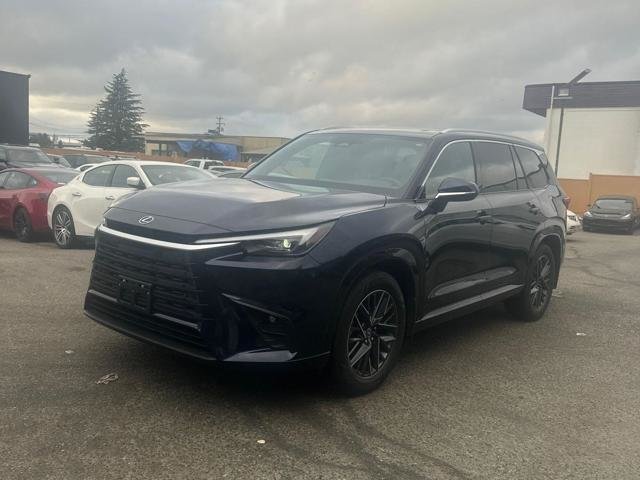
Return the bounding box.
[413,284,523,331]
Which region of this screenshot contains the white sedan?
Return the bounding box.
[567,210,581,235]
[47,160,214,248]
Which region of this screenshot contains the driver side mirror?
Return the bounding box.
[423,178,479,214]
[435,177,479,202]
[126,177,145,189]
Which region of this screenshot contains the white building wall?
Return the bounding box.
[544,107,640,179]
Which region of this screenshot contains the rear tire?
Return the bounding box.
[14,207,34,242]
[506,244,555,322]
[330,271,406,396]
[52,206,77,249]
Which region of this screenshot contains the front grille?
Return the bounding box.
[87,231,212,352]
[91,232,204,323]
[86,229,296,359]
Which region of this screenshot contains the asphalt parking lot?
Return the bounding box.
[1,230,639,480]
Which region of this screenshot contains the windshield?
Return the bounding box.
[7,148,52,164]
[245,133,429,195]
[141,165,212,185]
[594,198,633,210]
[40,170,79,184]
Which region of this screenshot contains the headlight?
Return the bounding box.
[195,222,334,256]
[621,213,632,219]
[583,211,593,218]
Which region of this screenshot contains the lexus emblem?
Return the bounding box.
[138,215,154,225]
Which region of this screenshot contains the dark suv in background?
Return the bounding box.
[0,145,55,170]
[85,128,567,394]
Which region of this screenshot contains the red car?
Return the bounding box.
[0,167,78,242]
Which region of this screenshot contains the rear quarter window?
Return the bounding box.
[514,146,549,189]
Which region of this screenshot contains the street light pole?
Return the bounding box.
[552,68,591,175]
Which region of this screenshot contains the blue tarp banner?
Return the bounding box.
[176,140,239,160]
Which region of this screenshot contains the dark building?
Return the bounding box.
[0,70,30,145]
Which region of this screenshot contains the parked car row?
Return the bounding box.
[0,160,217,245]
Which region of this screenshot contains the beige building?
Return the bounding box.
[523,80,640,179]
[144,132,290,163]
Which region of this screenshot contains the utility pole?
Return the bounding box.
[216,116,225,134]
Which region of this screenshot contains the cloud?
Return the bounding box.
[1,0,639,142]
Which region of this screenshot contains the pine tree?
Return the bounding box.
[85,69,147,151]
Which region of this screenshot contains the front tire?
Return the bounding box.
[506,244,555,322]
[14,207,34,242]
[331,272,406,395]
[52,206,77,249]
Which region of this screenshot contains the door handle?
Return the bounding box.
[475,209,492,224]
[105,195,115,201]
[71,192,82,197]
[527,201,540,214]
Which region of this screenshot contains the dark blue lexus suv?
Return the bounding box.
[85,128,567,394]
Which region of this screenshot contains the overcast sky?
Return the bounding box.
[2,0,639,142]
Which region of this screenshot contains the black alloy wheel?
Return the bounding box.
[506,244,555,322]
[332,271,406,395]
[529,252,552,313]
[14,208,33,242]
[53,207,76,249]
[348,289,399,378]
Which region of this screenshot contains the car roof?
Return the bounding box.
[596,195,636,201]
[310,127,543,151]
[0,144,43,151]
[85,160,195,169]
[0,166,78,177]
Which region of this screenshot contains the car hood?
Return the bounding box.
[110,178,387,232]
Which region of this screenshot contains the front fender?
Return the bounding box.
[332,235,424,335]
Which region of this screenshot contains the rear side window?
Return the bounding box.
[537,152,557,186]
[424,142,475,196]
[472,142,517,193]
[0,171,11,185]
[515,147,549,189]
[83,165,115,187]
[111,165,140,188]
[4,172,34,189]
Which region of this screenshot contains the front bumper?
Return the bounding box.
[84,226,339,367]
[583,217,633,230]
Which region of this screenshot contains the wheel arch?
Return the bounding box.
[335,236,424,338]
[530,227,564,288]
